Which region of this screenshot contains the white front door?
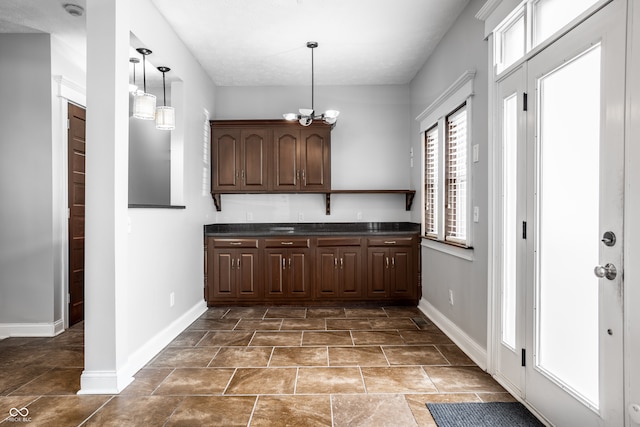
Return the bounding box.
[494,1,626,425]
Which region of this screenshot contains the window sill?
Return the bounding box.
[421,237,474,261]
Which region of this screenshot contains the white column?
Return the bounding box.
[79,0,132,394]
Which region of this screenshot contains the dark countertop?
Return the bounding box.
[204,222,421,237]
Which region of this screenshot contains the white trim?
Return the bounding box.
[416,70,476,126]
[476,0,503,21]
[53,75,86,106]
[421,238,475,261]
[0,319,65,338]
[418,298,487,370]
[121,300,207,380]
[78,299,207,394]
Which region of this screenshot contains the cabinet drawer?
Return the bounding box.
[210,238,259,248]
[264,238,310,248]
[317,237,362,247]
[367,237,414,246]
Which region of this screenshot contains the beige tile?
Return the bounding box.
[0,346,49,368]
[265,308,307,319]
[9,395,110,427]
[38,347,84,368]
[153,368,235,395]
[306,308,345,318]
[223,307,268,319]
[424,366,507,393]
[382,345,448,366]
[369,318,419,330]
[435,344,475,366]
[250,332,302,346]
[423,393,482,403]
[328,346,388,367]
[296,367,365,394]
[0,366,50,395]
[383,307,425,318]
[225,368,296,395]
[11,368,82,395]
[251,395,332,427]
[326,319,372,330]
[120,368,173,396]
[49,331,84,347]
[476,392,518,402]
[209,347,273,367]
[83,396,183,427]
[270,347,328,367]
[281,318,326,330]
[332,394,418,427]
[165,396,256,426]
[150,347,219,367]
[344,308,388,318]
[361,367,437,393]
[351,331,405,346]
[189,318,239,330]
[302,331,353,346]
[234,319,282,331]
[197,331,254,347]
[200,308,229,319]
[168,330,207,347]
[399,330,454,345]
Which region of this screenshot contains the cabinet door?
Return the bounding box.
[264,250,286,297]
[240,129,268,191]
[339,247,363,298]
[212,129,240,190]
[300,128,330,191]
[389,247,414,299]
[316,248,339,297]
[367,248,389,298]
[237,250,261,298]
[211,249,235,298]
[289,249,311,298]
[272,129,300,191]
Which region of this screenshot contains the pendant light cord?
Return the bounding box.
[311,46,315,112]
[142,54,147,93]
[162,71,167,106]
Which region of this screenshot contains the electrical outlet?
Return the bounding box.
[473,144,479,163]
[298,212,304,221]
[357,212,363,220]
[246,212,253,221]
[449,290,454,306]
[169,292,175,307]
[473,206,479,223]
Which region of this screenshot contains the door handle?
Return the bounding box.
[237,258,240,269]
[385,257,389,269]
[391,257,395,268]
[334,258,338,269]
[281,242,294,245]
[282,258,286,270]
[594,263,617,280]
[340,258,344,269]
[231,259,235,269]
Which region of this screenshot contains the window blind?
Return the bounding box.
[445,105,467,244]
[424,126,439,236]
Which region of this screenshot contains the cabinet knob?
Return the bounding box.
[384,241,397,245]
[281,242,294,245]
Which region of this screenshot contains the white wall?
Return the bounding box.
[409,0,489,350]
[0,34,56,335]
[214,84,414,223]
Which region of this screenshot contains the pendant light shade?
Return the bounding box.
[133,48,156,120]
[155,66,175,130]
[283,42,340,126]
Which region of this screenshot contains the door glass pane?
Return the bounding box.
[533,0,600,46]
[536,45,600,406]
[502,93,518,350]
[499,13,526,73]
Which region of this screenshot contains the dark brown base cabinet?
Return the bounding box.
[204,233,420,306]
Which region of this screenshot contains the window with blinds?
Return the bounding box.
[445,104,467,245]
[424,126,439,237]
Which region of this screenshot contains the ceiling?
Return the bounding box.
[0,0,470,87]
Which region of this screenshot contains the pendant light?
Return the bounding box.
[155,66,175,130]
[283,42,340,126]
[129,57,140,94]
[132,48,156,120]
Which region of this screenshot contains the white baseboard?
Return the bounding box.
[418,298,488,370]
[121,299,207,380]
[0,318,65,338]
[78,299,207,395]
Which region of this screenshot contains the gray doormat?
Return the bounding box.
[426,402,544,427]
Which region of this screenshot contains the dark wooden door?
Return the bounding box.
[367,248,389,298]
[272,129,300,191]
[389,247,413,298]
[288,249,311,298]
[212,129,240,190]
[265,249,286,297]
[237,250,260,298]
[211,249,235,298]
[316,248,339,297]
[339,247,363,297]
[240,129,268,191]
[68,104,86,326]
[300,128,330,191]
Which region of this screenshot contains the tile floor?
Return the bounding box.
[0,306,517,426]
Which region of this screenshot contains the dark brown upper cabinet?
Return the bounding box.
[211,127,269,192]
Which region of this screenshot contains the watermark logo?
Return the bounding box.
[7,407,31,423]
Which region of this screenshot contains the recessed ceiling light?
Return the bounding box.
[63,4,84,17]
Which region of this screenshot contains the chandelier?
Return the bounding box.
[283,42,340,126]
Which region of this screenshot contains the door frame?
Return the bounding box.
[487,0,628,424]
[53,76,86,330]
